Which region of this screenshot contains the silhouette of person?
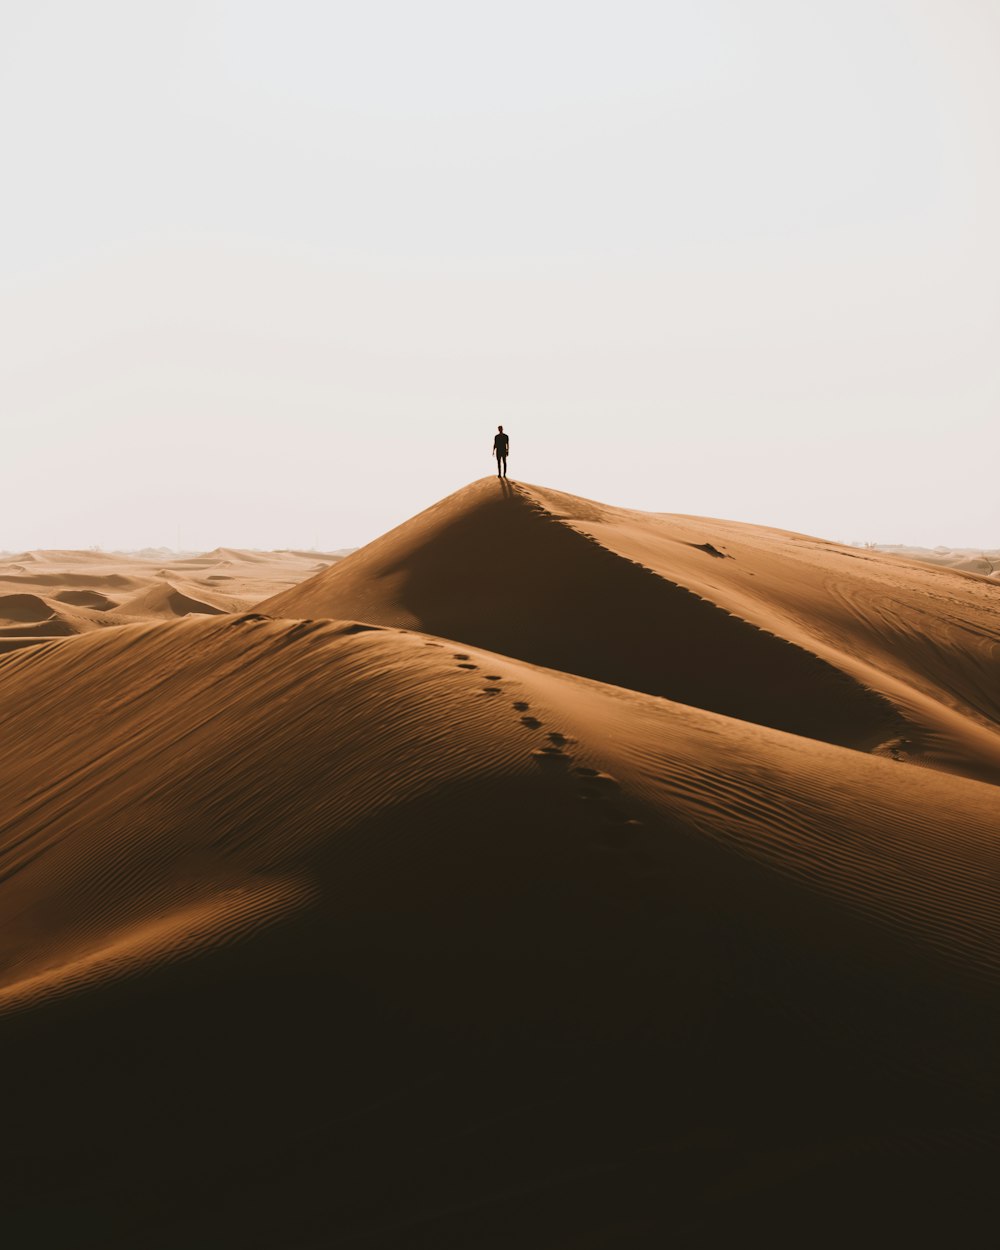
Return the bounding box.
[493,425,509,478]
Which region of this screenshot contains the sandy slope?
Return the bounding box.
[2,482,999,1247]
[264,479,1000,783]
[0,617,998,1245]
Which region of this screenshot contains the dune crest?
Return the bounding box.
[263,478,1000,781]
[118,580,231,618]
[2,483,999,1246]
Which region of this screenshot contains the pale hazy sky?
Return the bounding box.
[1,0,997,550]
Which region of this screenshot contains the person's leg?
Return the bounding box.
[501,454,507,477]
[497,455,501,477]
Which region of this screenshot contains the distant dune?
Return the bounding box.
[877,543,1000,579]
[1,481,998,1247]
[117,579,234,618]
[0,547,346,649]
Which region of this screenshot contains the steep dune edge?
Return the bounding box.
[0,616,998,1245]
[262,479,1000,782]
[261,480,898,751]
[529,483,1000,780]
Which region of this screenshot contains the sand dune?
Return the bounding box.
[0,569,145,589]
[0,547,343,644]
[51,588,118,610]
[264,479,1000,783]
[0,591,131,649]
[117,579,233,618]
[879,543,1000,579]
[5,548,126,565]
[0,592,61,623]
[2,482,998,1246]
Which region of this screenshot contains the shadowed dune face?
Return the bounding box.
[0,592,58,622]
[51,589,117,610]
[1,615,999,1246]
[262,480,896,750]
[543,487,1000,776]
[3,483,1000,1247]
[263,479,1000,780]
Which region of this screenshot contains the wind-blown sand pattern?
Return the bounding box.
[2,480,998,1247]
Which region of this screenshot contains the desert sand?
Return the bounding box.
[876,543,1000,580]
[0,546,347,652]
[1,478,998,1247]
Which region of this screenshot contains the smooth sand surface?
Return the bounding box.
[2,479,998,1247]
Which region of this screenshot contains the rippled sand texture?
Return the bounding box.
[2,479,998,1248]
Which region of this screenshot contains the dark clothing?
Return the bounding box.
[494,432,509,478]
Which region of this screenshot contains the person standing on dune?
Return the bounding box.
[493,425,509,478]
